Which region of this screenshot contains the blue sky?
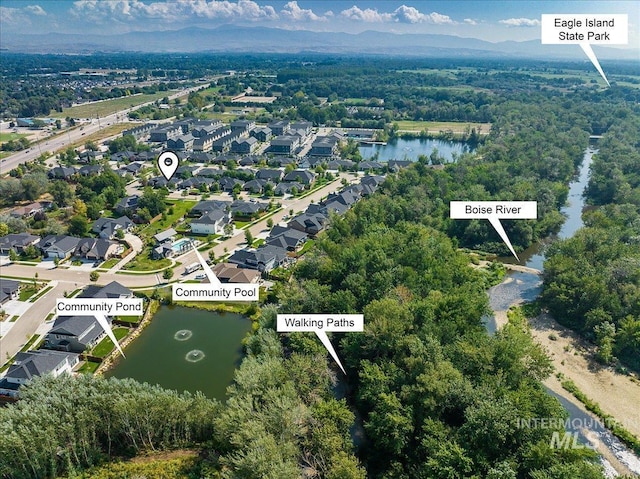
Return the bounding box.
[0,1,637,45]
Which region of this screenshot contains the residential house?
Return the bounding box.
[268,156,297,167]
[230,200,267,219]
[231,137,258,154]
[78,150,104,163]
[230,119,255,134]
[0,233,41,254]
[48,166,76,180]
[266,226,307,251]
[219,177,244,192]
[178,177,217,190]
[283,169,315,185]
[9,202,48,218]
[45,315,111,353]
[251,127,272,142]
[243,179,270,194]
[149,125,181,142]
[268,120,290,136]
[114,195,139,215]
[154,228,177,244]
[190,209,230,235]
[0,278,20,304]
[213,132,241,152]
[327,159,356,171]
[256,168,283,182]
[190,152,215,163]
[388,160,413,172]
[189,200,230,217]
[0,350,79,398]
[78,164,102,176]
[212,263,261,284]
[358,161,385,172]
[310,135,339,156]
[193,135,215,152]
[270,135,300,155]
[274,182,303,196]
[39,235,82,259]
[228,244,288,273]
[288,210,328,236]
[196,168,222,178]
[167,134,195,151]
[290,121,313,136]
[91,216,134,239]
[75,238,120,261]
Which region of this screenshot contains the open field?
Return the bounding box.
[395,120,491,134]
[0,132,28,144]
[51,92,171,119]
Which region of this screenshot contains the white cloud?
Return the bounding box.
[341,4,454,24]
[499,17,541,27]
[340,5,390,22]
[463,18,477,25]
[25,5,47,16]
[70,0,278,24]
[281,1,327,22]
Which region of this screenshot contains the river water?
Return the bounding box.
[485,146,640,477]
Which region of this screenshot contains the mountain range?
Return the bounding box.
[1,25,637,60]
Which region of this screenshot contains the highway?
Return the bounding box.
[0,83,208,175]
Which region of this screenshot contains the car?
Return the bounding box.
[195,273,207,280]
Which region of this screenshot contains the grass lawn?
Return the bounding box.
[234,220,250,228]
[51,92,172,119]
[115,315,141,324]
[99,258,120,269]
[123,248,172,271]
[60,123,140,152]
[395,120,491,134]
[77,361,100,375]
[138,200,196,239]
[296,239,315,257]
[19,285,40,301]
[0,132,28,144]
[91,327,129,358]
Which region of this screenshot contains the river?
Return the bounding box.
[105,306,251,400]
[485,145,640,477]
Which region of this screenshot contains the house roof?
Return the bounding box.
[50,315,99,339]
[0,278,20,303]
[80,281,132,299]
[230,201,266,215]
[274,182,303,195]
[192,209,227,225]
[0,233,40,250]
[191,200,230,216]
[40,235,82,253]
[212,262,261,283]
[283,170,315,183]
[154,228,177,243]
[76,238,116,258]
[256,169,283,180]
[5,350,78,381]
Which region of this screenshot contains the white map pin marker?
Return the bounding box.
[158,150,179,181]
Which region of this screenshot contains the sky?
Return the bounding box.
[0,0,637,45]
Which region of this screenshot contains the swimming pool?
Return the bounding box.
[171,238,193,252]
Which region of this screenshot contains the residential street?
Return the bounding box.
[0,281,72,368]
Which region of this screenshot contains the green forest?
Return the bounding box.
[542,114,640,371]
[2,55,640,478]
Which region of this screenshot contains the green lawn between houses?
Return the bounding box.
[90,327,129,358]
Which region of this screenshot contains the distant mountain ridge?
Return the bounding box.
[1,25,637,60]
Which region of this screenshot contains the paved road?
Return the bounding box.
[0,84,209,175]
[1,172,360,287]
[0,281,72,367]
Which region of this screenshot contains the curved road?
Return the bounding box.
[0,173,361,365]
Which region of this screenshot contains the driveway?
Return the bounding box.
[107,233,144,273]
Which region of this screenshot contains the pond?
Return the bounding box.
[105,305,251,400]
[358,137,473,163]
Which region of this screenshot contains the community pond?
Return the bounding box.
[358,137,473,162]
[105,306,251,400]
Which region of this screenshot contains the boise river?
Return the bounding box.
[486,145,640,477]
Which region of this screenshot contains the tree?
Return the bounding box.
[68,215,89,236]
[163,268,174,281]
[49,181,74,207]
[0,223,8,237]
[72,199,88,217]
[266,218,274,229]
[20,172,48,201]
[224,223,234,237]
[245,230,254,246]
[89,271,100,282]
[53,257,60,268]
